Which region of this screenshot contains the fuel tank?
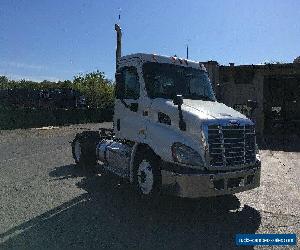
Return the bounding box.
[96,140,132,175]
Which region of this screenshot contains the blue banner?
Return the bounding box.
[236,234,297,246]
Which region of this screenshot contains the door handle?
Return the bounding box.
[120,99,138,112]
[129,103,138,112]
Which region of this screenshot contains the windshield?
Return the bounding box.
[143,62,216,101]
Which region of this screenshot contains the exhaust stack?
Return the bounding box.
[115,24,122,70]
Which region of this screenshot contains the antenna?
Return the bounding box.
[118,7,121,22]
[186,44,189,59]
[186,39,190,59]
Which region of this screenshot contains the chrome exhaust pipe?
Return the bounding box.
[115,24,122,70]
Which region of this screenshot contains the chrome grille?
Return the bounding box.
[208,124,256,167]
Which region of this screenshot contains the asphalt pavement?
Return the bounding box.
[0,123,299,249]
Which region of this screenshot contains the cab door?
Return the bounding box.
[114,66,143,141]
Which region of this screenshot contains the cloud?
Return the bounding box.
[0,60,78,82]
[0,60,97,81]
[0,61,46,70]
[0,60,81,75]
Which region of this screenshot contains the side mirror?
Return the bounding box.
[173,95,183,106]
[247,100,257,120]
[247,100,258,110]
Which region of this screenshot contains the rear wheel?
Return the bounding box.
[133,150,162,199]
[71,131,100,172]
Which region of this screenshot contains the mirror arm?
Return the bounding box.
[120,98,130,109]
[173,95,186,131]
[178,105,186,131]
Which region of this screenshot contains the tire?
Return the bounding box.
[133,150,162,200]
[71,131,100,172]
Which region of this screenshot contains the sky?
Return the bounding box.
[0,0,299,82]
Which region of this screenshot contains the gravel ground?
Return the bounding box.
[0,123,299,249]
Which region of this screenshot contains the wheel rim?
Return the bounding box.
[74,140,81,162]
[137,160,154,195]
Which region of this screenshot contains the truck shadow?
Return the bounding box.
[0,164,261,250]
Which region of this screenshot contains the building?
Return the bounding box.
[203,60,300,136]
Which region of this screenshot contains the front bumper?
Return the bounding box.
[161,161,261,198]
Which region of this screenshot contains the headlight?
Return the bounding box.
[171,142,203,166]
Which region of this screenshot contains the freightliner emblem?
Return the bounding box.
[228,120,240,126]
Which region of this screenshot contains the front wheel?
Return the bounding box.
[133,152,162,199]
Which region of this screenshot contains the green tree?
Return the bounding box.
[1,71,115,111]
[0,76,9,89]
[73,70,115,109]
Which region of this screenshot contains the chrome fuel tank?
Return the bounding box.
[96,140,132,177]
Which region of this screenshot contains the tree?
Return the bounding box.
[0,76,9,89]
[0,71,115,111]
[73,71,115,109]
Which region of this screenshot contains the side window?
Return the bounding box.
[123,67,140,99]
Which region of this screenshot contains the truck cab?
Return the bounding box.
[72,25,261,199]
[110,53,261,197]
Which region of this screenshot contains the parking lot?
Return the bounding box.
[0,123,299,249]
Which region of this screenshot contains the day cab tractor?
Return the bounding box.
[71,24,261,199]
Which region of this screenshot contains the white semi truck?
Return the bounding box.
[71,24,261,199]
